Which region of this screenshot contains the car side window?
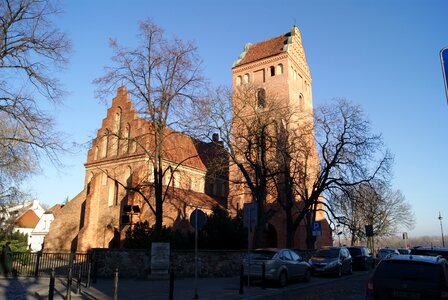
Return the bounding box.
[289,250,301,261]
[283,250,293,261]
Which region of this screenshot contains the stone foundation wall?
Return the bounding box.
[90,248,317,279]
[91,248,246,279]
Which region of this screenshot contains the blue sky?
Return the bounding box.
[24,0,448,238]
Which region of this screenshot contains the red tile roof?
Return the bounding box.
[14,210,40,228]
[234,33,289,67]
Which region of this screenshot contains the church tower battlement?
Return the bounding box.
[232,26,313,114]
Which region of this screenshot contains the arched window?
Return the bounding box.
[270,66,275,76]
[114,108,122,133]
[299,93,305,111]
[101,130,109,158]
[243,73,249,84]
[86,172,94,195]
[125,166,132,188]
[236,76,242,86]
[277,64,283,75]
[123,123,130,154]
[257,88,266,108]
[108,179,115,207]
[101,171,108,185]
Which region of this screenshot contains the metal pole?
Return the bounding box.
[48,268,55,300]
[247,209,251,288]
[76,271,82,294]
[113,268,118,300]
[439,212,445,247]
[86,261,91,288]
[194,208,199,299]
[66,267,72,300]
[169,268,174,300]
[239,264,244,294]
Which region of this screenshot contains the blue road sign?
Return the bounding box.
[440,48,448,103]
[190,209,207,230]
[243,203,257,228]
[312,221,321,236]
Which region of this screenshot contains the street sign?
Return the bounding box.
[440,47,448,103]
[189,209,206,230]
[243,203,257,228]
[365,224,374,237]
[312,221,321,236]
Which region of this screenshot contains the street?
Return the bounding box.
[0,269,372,299]
[246,270,371,300]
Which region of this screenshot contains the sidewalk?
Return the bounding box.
[0,273,365,300]
[0,275,291,300]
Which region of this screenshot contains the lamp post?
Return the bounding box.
[439,212,445,247]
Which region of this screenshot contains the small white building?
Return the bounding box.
[11,200,55,252]
[29,211,55,251]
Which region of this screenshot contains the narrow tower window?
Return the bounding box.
[277,64,283,75]
[236,76,242,86]
[243,73,250,83]
[270,66,275,76]
[257,88,266,108]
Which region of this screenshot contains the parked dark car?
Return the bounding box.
[243,248,311,287]
[347,246,374,270]
[309,246,352,277]
[410,246,448,260]
[366,254,448,299]
[375,248,399,264]
[397,248,411,254]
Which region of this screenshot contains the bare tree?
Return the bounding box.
[332,182,415,245]
[94,19,205,236]
[0,0,70,208]
[277,99,393,249]
[200,84,291,247]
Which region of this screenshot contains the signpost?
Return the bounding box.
[440,47,448,103]
[243,203,257,287]
[189,207,206,299]
[312,221,321,236]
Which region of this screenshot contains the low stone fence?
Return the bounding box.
[90,248,317,279]
[91,248,245,279]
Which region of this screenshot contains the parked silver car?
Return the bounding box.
[243,248,311,287]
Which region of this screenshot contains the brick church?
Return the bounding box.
[44,26,332,252]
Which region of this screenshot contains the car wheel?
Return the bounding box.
[303,269,311,282]
[278,271,287,287]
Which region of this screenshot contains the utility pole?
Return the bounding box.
[439,212,445,247]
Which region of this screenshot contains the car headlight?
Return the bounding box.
[327,260,339,268]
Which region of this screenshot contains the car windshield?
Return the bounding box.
[248,250,276,260]
[315,248,339,258]
[348,248,361,256]
[375,261,442,283]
